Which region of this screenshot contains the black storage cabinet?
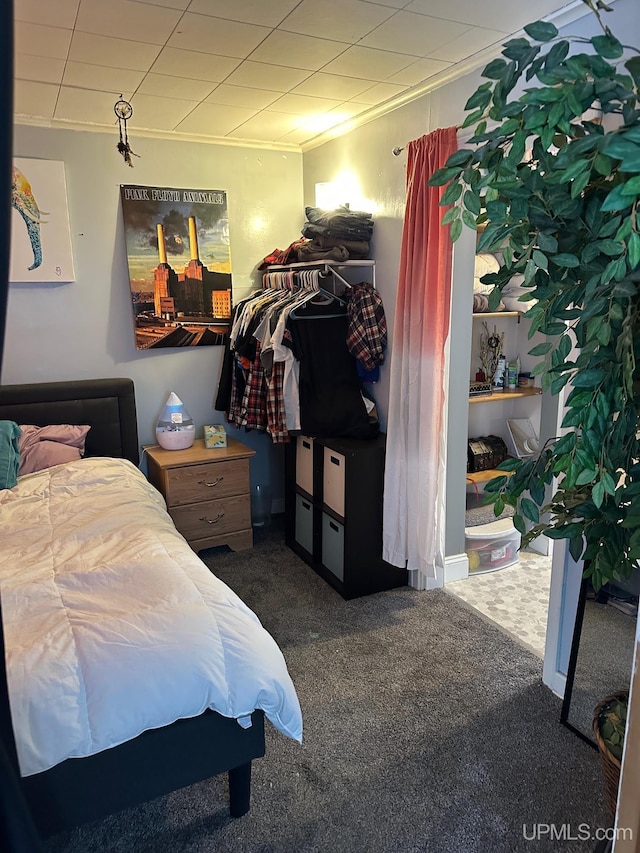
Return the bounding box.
[284,434,408,599]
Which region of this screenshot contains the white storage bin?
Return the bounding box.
[296,436,314,495]
[323,447,345,517]
[464,518,520,574]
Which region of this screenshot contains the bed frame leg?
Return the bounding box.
[228,761,251,817]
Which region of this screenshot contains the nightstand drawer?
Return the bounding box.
[164,458,249,507]
[170,494,251,542]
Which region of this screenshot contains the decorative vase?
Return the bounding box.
[155,392,195,451]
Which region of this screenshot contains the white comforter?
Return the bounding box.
[0,457,302,777]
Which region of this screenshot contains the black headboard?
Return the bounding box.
[0,378,140,465]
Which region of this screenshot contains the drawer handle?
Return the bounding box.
[199,477,223,487]
[199,513,225,524]
[302,501,311,510]
[330,521,339,532]
[302,440,311,449]
[330,455,340,466]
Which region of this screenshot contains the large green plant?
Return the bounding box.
[429,0,640,590]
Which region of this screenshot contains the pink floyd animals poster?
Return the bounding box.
[120,184,233,350]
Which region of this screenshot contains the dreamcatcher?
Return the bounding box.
[114,97,140,167]
[479,321,504,385]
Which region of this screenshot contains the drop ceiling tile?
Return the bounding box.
[279,101,370,140]
[14,0,80,29]
[329,101,372,118]
[359,10,469,56]
[137,73,215,101]
[285,110,350,140]
[272,125,311,145]
[129,93,202,130]
[268,92,345,117]
[292,72,375,101]
[205,84,280,110]
[55,86,119,124]
[174,102,258,136]
[75,0,181,45]
[322,45,418,81]
[389,56,451,86]
[248,31,348,72]
[279,0,395,43]
[14,22,73,61]
[167,13,270,58]
[429,25,507,63]
[14,79,59,118]
[279,110,351,142]
[150,47,240,82]
[187,0,300,27]
[351,81,409,105]
[226,110,301,142]
[14,53,65,85]
[135,0,190,8]
[63,61,145,95]
[405,0,571,32]
[224,61,310,93]
[363,0,412,6]
[69,32,161,71]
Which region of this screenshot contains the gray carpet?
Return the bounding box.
[44,519,609,853]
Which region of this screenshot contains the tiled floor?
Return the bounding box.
[446,549,552,659]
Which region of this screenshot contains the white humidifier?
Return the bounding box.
[155,392,195,451]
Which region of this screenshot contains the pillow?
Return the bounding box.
[0,420,21,490]
[18,424,91,476]
[473,253,500,294]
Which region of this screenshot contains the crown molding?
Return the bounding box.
[13,114,303,154]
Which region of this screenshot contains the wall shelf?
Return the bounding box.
[466,468,513,484]
[469,387,541,404]
[472,311,521,322]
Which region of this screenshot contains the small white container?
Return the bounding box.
[464,517,521,574]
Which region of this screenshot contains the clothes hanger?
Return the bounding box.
[289,285,347,319]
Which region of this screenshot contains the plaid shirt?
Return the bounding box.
[266,361,290,443]
[346,282,387,372]
[228,339,268,432]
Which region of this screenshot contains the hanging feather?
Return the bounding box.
[114,97,140,167]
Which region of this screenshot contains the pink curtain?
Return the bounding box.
[382,127,458,588]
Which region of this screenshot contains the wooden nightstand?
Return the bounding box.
[145,438,255,552]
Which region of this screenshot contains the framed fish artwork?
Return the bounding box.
[10,158,75,283]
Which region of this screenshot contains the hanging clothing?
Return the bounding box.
[382,127,458,589]
[345,282,387,372]
[284,309,377,440]
[216,270,384,443]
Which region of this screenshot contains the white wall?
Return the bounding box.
[5,125,304,493]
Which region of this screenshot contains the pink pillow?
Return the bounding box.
[18,424,91,476]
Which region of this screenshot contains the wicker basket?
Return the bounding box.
[592,690,628,823]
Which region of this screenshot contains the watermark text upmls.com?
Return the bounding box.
[523,824,633,843]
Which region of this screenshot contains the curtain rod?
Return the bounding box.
[392,125,462,156]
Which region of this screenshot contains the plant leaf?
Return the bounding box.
[524,20,559,42]
[591,34,623,58]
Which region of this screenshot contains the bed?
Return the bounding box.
[0,377,302,841]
